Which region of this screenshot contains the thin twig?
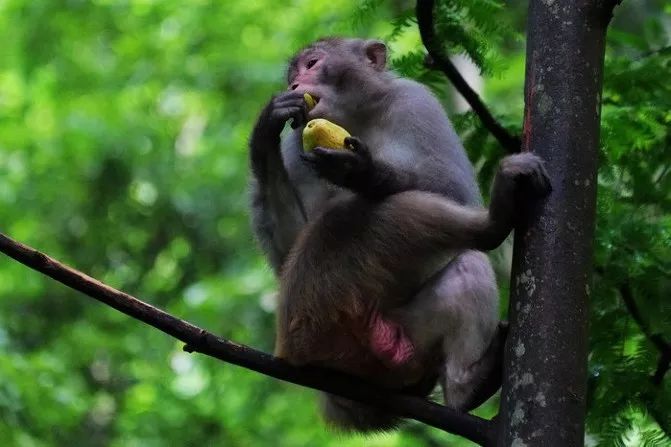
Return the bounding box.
[415,0,521,153]
[0,232,496,446]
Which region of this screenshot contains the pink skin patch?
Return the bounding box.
[369,313,415,366]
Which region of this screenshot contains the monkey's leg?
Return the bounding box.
[284,153,549,370]
[386,251,500,409]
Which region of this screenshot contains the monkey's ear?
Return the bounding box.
[365,40,387,71]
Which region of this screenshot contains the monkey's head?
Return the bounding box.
[287,38,391,128]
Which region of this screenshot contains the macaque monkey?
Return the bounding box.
[249,37,550,431]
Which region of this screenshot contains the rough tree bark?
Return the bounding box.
[497,1,618,446]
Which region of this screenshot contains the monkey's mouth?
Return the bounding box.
[307,94,323,116]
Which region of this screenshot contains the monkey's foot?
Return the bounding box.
[369,315,414,366]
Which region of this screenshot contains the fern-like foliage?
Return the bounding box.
[352,0,385,28]
[386,9,417,43]
[432,0,514,75]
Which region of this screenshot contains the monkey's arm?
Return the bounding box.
[249,92,309,272]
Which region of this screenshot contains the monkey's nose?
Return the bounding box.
[290,83,299,90]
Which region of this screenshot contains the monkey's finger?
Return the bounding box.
[270,106,300,120]
[312,147,358,162]
[300,151,341,175]
[290,106,309,129]
[530,167,552,197]
[273,90,307,103]
[277,103,307,128]
[273,91,308,107]
[273,97,308,125]
[273,97,308,109]
[301,106,309,126]
[344,137,371,162]
[290,115,306,129]
[299,152,320,167]
[506,153,552,197]
[344,136,364,152]
[273,99,306,129]
[271,106,306,128]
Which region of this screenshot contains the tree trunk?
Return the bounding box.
[497,1,615,445]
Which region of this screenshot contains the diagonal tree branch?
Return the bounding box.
[415,0,522,154]
[0,232,496,446]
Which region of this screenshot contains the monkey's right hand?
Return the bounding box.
[257,91,309,136]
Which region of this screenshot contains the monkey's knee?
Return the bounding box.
[442,321,507,411]
[274,332,314,367]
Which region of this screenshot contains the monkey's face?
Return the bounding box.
[286,46,342,122]
[287,48,327,104]
[286,39,388,127]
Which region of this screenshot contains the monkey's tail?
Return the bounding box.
[320,394,400,432]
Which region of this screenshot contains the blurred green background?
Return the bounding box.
[0,1,669,446]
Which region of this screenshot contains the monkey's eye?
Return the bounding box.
[306,58,319,69]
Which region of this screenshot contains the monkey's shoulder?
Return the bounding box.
[388,78,446,115]
[383,79,456,134]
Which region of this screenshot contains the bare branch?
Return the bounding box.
[415,0,521,153]
[0,232,495,446]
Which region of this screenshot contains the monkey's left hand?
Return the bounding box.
[300,136,374,192]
